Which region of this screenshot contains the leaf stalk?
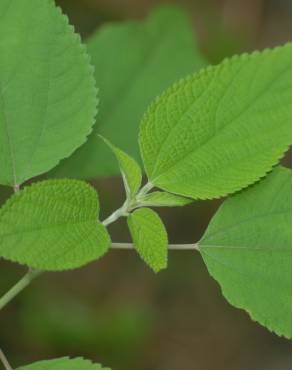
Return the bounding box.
[111,242,199,251]
[0,269,41,311]
[0,349,13,370]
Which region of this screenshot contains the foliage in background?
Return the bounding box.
[17,358,109,370]
[51,6,207,179]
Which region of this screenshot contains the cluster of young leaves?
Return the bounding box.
[1,0,292,361]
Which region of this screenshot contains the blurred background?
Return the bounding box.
[1,0,292,369]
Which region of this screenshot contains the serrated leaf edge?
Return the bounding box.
[139,43,292,200]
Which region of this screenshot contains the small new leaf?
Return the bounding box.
[127,208,168,272]
[140,43,292,200]
[100,136,142,198]
[199,166,292,338]
[138,191,193,207]
[0,180,110,271]
[17,357,110,370]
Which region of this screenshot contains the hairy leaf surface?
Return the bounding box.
[101,137,142,198]
[128,208,168,272]
[52,5,206,179]
[17,357,110,370]
[140,44,292,199]
[138,191,192,207]
[0,180,110,270]
[199,166,292,337]
[0,0,97,186]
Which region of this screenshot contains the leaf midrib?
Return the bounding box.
[151,51,292,183]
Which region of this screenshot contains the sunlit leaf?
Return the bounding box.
[140,44,292,200]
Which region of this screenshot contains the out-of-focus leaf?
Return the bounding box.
[52,5,206,179]
[17,357,109,370]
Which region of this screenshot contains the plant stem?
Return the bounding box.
[0,269,41,311]
[137,181,154,198]
[0,241,199,310]
[111,242,199,251]
[1,181,195,310]
[0,349,13,370]
[13,184,20,193]
[102,182,154,227]
[102,203,129,226]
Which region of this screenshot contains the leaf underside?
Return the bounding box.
[140,43,292,200]
[52,5,206,179]
[127,208,168,272]
[0,0,97,187]
[17,357,110,370]
[199,166,292,338]
[0,180,110,271]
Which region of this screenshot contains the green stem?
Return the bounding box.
[0,349,13,370]
[102,182,154,227]
[102,202,129,227]
[0,269,42,311]
[111,242,199,251]
[137,181,154,198]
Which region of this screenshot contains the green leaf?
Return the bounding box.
[52,5,206,179]
[199,166,292,338]
[0,180,110,271]
[17,357,110,370]
[140,44,292,200]
[100,136,142,198]
[0,185,12,207]
[138,191,192,207]
[0,0,97,187]
[127,208,168,272]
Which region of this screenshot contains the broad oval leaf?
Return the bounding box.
[140,44,292,200]
[199,166,292,337]
[127,208,168,272]
[0,180,110,271]
[52,5,206,179]
[17,357,110,370]
[0,0,97,187]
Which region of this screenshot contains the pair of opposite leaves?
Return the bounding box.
[1,0,292,338]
